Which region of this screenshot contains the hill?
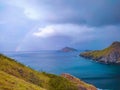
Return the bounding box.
[80,41,120,64]
[60,47,77,52]
[0,54,96,90]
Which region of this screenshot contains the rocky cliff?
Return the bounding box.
[80,41,120,64]
[61,73,97,90]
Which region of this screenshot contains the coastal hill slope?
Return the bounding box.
[80,41,120,64]
[0,54,96,90]
[60,47,77,52]
[0,70,45,90]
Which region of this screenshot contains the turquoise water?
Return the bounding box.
[3,51,120,90]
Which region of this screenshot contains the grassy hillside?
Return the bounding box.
[0,71,45,90]
[0,54,96,90]
[0,54,78,90]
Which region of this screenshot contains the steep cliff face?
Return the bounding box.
[61,73,97,90]
[80,41,120,64]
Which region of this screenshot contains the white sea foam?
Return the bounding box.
[97,88,110,90]
[97,88,103,90]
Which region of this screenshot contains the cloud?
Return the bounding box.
[2,0,120,26]
[33,26,56,38]
[0,0,120,51]
[15,24,120,51]
[15,24,96,51]
[0,0,39,20]
[0,21,6,24]
[33,24,95,43]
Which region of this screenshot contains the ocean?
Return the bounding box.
[3,51,120,90]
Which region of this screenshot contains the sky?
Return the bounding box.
[0,0,120,51]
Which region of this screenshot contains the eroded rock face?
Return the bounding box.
[80,41,120,64]
[61,73,97,90]
[101,51,120,63]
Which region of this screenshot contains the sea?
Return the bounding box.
[2,50,120,90]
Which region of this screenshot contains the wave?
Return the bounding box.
[97,88,110,90]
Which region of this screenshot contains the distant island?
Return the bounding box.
[0,54,96,90]
[60,47,77,52]
[80,41,120,64]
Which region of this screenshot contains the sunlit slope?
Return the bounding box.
[0,71,45,90]
[0,54,97,90]
[0,54,77,90]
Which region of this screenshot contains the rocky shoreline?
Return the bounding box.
[80,41,120,64]
[61,73,97,90]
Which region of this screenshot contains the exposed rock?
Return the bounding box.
[60,47,77,52]
[80,41,120,64]
[61,73,97,90]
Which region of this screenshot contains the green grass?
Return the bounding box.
[0,71,45,90]
[43,73,77,90]
[0,54,78,90]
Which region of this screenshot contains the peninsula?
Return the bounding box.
[80,41,120,64]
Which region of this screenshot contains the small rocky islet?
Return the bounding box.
[60,47,77,52]
[80,41,120,64]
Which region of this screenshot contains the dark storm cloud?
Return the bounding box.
[37,0,120,26]
[2,0,120,26]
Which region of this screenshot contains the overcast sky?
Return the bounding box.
[0,0,120,51]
